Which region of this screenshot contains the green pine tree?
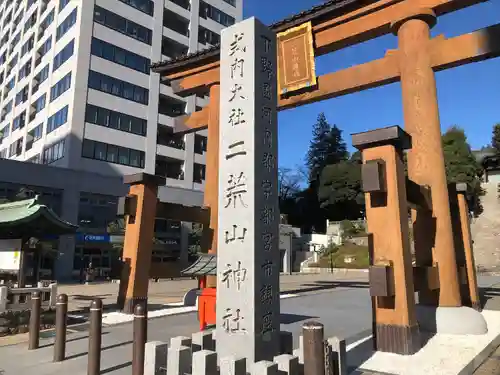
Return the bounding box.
[305,113,348,184]
[442,126,484,216]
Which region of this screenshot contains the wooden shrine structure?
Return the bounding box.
[117,0,499,354]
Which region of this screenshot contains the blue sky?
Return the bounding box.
[243,0,500,171]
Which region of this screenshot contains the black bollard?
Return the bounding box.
[132,303,147,375]
[303,321,326,375]
[53,294,68,362]
[28,291,41,350]
[87,298,102,375]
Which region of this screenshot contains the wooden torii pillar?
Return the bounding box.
[151,0,500,313]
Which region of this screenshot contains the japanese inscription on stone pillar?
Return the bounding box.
[217,17,279,364]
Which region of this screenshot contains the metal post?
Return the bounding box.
[133,303,147,375]
[303,321,325,375]
[87,298,102,375]
[53,294,68,362]
[28,290,41,350]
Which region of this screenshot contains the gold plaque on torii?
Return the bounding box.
[277,22,317,95]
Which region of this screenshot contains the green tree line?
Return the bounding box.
[279,113,489,232]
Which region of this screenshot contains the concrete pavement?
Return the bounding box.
[0,274,499,374]
[59,271,370,313]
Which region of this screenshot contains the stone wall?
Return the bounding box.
[471,182,500,273]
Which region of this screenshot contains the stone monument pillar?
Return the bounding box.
[393,10,461,307]
[216,17,280,364]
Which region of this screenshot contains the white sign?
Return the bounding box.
[0,239,22,271]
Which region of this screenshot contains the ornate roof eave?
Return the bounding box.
[151,0,370,75]
[0,197,78,237]
[181,253,217,276]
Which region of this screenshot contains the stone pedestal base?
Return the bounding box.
[416,305,488,335]
[375,324,421,355]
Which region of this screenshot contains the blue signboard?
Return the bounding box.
[76,234,111,243]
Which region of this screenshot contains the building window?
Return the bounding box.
[59,0,70,12]
[38,9,54,41]
[194,134,207,154]
[15,85,29,105]
[53,39,74,71]
[199,1,235,26]
[198,26,220,46]
[47,105,69,133]
[163,9,189,37]
[85,104,147,136]
[91,38,150,74]
[20,35,35,57]
[0,124,9,141]
[27,153,41,163]
[87,70,149,105]
[26,123,43,150]
[193,163,206,183]
[50,72,72,102]
[169,0,190,10]
[43,138,65,164]
[1,99,12,122]
[24,9,37,33]
[9,138,23,157]
[82,139,145,168]
[93,6,152,45]
[32,64,49,94]
[55,8,77,41]
[30,93,46,121]
[36,37,52,65]
[223,0,236,6]
[118,0,154,16]
[18,59,32,81]
[12,110,26,131]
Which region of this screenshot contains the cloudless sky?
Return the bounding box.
[242,0,500,171]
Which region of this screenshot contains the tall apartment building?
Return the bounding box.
[0,0,243,281]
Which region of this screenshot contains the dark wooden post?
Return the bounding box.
[53,294,68,362]
[88,298,102,375]
[28,290,41,350]
[303,321,325,375]
[132,304,147,375]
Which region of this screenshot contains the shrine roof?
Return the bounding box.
[181,254,217,276]
[151,0,368,75]
[0,197,78,239]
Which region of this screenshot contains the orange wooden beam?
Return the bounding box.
[174,107,209,134]
[171,67,220,96]
[312,0,487,55]
[279,22,500,110]
[165,22,499,110]
[430,23,500,71]
[278,50,400,110]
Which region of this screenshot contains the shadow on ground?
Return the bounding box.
[282,280,369,295]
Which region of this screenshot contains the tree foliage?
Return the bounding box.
[318,152,365,220]
[306,113,348,184]
[492,123,500,154]
[442,126,484,216]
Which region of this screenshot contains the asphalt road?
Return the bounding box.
[0,283,373,375]
[1,275,499,375]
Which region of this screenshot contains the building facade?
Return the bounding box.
[0,0,242,281]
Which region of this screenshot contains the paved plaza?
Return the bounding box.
[0,273,499,374]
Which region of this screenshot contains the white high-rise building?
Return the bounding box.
[0,0,242,281]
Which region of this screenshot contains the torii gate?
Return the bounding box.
[118,0,499,352]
